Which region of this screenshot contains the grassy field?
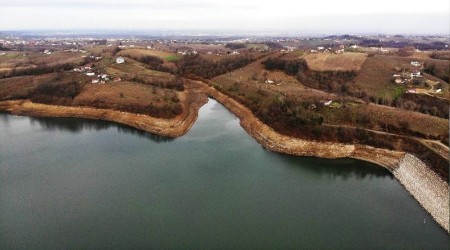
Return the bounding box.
[73,81,182,118]
[0,51,85,73]
[74,81,171,107]
[351,55,410,102]
[0,74,58,100]
[350,55,449,103]
[102,57,173,83]
[117,48,179,62]
[300,52,367,71]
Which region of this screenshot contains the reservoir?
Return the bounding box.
[0,99,448,249]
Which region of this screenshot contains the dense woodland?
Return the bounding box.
[130,74,185,91]
[126,54,174,74]
[178,54,257,79]
[225,43,246,50]
[262,57,357,94]
[30,81,81,106]
[394,93,449,119]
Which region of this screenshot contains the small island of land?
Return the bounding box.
[0,35,448,231]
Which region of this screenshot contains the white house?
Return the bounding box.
[324,100,333,106]
[86,72,95,77]
[411,61,421,67]
[266,80,274,84]
[436,89,442,93]
[116,56,125,64]
[411,71,421,78]
[394,79,403,84]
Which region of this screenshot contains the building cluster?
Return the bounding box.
[310,44,358,54]
[392,61,423,85]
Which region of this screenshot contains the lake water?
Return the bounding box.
[0,99,448,249]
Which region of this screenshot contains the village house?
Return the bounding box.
[324,100,333,106]
[266,80,274,84]
[73,67,84,72]
[411,70,421,78]
[116,56,125,64]
[99,74,109,81]
[86,72,95,77]
[410,61,421,67]
[394,78,403,84]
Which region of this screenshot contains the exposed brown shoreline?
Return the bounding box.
[0,91,208,138]
[0,80,448,232]
[198,80,449,232]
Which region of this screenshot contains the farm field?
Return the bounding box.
[300,52,368,71]
[117,48,179,62]
[351,55,449,103]
[74,81,177,109]
[0,51,85,73]
[102,57,174,83]
[0,74,59,100]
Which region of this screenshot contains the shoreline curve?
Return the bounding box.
[0,80,448,232]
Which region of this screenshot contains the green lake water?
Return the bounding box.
[0,99,448,249]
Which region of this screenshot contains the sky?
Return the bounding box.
[0,0,449,34]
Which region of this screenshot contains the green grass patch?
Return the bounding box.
[391,85,406,100]
[165,55,179,62]
[329,102,343,108]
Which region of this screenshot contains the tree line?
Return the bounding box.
[177,54,257,79]
[261,57,357,94]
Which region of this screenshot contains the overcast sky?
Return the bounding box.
[0,0,449,34]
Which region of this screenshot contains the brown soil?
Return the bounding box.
[0,82,207,137]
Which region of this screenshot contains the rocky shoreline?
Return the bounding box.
[393,154,449,232]
[198,81,449,232]
[0,80,448,232]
